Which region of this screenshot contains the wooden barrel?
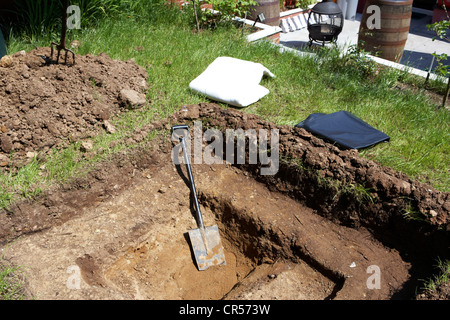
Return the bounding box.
[250,0,280,27]
[358,0,413,63]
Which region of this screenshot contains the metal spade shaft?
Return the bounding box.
[178,134,210,253]
[172,124,226,271]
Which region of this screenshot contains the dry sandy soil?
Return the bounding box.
[0,49,448,300]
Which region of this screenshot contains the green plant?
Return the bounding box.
[4,0,144,35]
[402,202,428,223]
[420,258,450,296]
[0,264,25,300]
[345,42,378,77]
[313,42,379,80]
[427,3,450,108]
[296,0,316,9]
[316,171,375,204]
[347,183,375,204]
[431,52,450,108]
[428,3,450,43]
[192,0,257,29]
[12,0,62,34]
[0,250,26,300]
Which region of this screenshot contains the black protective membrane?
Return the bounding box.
[295,111,390,149]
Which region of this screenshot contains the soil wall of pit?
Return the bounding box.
[170,103,449,263]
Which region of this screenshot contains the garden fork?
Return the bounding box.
[50,0,75,64]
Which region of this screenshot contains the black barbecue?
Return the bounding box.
[307,0,343,47]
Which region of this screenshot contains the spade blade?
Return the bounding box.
[188,225,226,271]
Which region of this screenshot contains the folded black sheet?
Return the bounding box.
[295,110,390,149]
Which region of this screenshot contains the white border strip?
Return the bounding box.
[232,16,282,42]
[367,54,447,82]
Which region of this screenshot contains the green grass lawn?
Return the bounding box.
[0,259,25,300]
[2,0,449,212]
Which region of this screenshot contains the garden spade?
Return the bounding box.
[172,125,226,271]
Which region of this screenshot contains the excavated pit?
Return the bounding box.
[102,162,342,300]
[1,103,448,300]
[97,158,412,300]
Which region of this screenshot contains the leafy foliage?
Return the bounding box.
[295,0,316,9]
[426,3,450,108]
[192,0,257,29]
[0,260,26,300]
[2,0,149,34]
[11,0,62,34]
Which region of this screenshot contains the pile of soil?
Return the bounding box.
[0,47,148,169]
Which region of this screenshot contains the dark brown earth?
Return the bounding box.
[0,49,448,300]
[0,47,147,169]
